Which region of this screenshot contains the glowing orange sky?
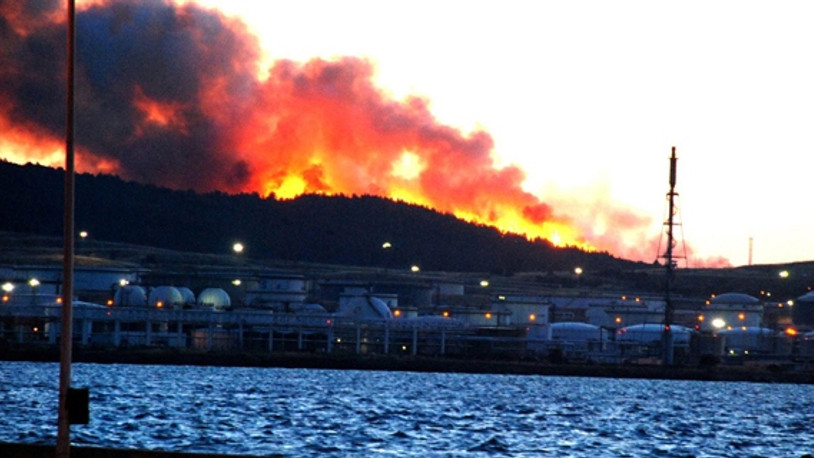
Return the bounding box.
[0,0,737,266]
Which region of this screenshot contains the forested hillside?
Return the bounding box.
[0,160,637,274]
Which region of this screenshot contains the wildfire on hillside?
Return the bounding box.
[0,0,728,266]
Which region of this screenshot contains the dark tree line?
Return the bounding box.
[0,160,639,274]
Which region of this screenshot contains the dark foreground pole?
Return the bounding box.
[57,0,76,456]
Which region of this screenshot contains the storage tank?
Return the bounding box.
[551,322,602,342]
[801,331,814,359]
[794,291,814,327]
[176,287,196,307]
[197,288,231,311]
[290,303,328,314]
[148,286,184,309]
[617,323,692,345]
[717,327,775,353]
[700,292,763,331]
[113,285,147,307]
[337,294,393,320]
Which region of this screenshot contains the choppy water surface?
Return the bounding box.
[1,362,813,457]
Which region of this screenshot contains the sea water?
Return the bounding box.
[1,361,812,457]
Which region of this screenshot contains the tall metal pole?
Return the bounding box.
[662,146,677,365]
[57,0,76,455]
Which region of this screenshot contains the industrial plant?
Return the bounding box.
[2,147,812,372]
[1,260,812,367]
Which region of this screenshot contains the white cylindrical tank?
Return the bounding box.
[617,323,692,345]
[114,285,147,307]
[198,288,231,311]
[718,327,775,352]
[148,286,184,309]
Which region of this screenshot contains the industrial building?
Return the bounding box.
[0,262,807,364]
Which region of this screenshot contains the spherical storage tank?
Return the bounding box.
[197,288,231,311]
[114,285,147,307]
[148,286,184,309]
[176,287,195,307]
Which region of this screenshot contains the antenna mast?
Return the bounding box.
[661,146,679,365]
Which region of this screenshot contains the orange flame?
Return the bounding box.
[133,86,189,135]
[0,0,731,264]
[225,58,600,251]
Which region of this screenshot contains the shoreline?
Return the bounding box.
[3,346,813,384]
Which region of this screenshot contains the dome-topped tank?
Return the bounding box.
[710,293,760,304]
[114,285,147,307]
[703,292,763,331]
[718,327,775,353]
[176,287,195,306]
[617,323,692,344]
[337,294,393,320]
[148,286,184,309]
[198,288,231,311]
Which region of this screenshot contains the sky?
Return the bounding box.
[2,0,813,267]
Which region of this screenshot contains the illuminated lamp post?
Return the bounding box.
[29,278,40,305]
[779,270,789,279]
[381,241,393,274]
[78,231,87,254]
[2,282,14,303]
[233,242,245,255]
[711,318,726,330]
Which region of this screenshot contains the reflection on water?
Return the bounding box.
[1,362,813,457]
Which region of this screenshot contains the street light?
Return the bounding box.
[410,265,420,273]
[574,267,583,288]
[29,278,40,305]
[711,318,726,329]
[233,242,244,254]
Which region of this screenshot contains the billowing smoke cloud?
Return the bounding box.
[231,57,580,246]
[0,0,729,265]
[1,0,257,190]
